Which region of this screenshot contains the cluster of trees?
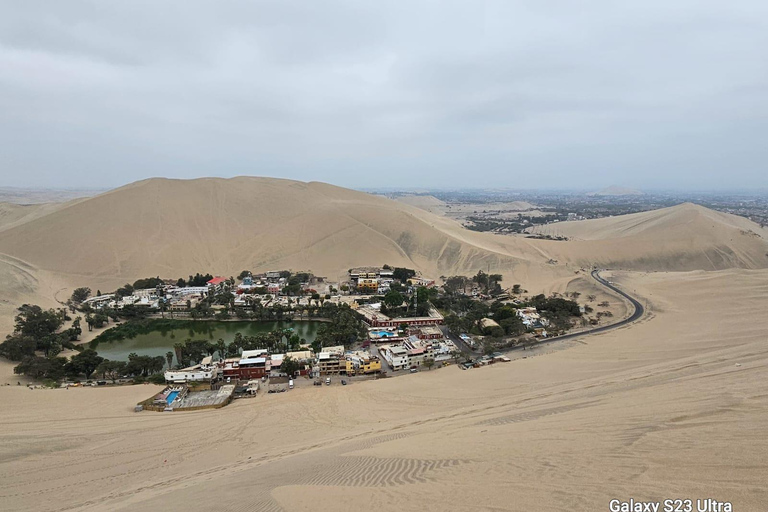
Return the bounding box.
[168,328,307,368]
[0,305,73,361]
[177,273,214,287]
[442,271,503,296]
[71,287,92,303]
[132,276,163,289]
[313,305,367,352]
[380,286,436,318]
[388,266,416,282]
[441,290,581,339]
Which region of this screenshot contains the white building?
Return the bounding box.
[380,344,409,371]
[173,286,210,297]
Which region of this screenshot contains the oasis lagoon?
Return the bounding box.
[94,321,321,363]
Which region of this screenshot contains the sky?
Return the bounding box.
[1,1,767,191]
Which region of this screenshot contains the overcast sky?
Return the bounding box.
[1,1,767,191]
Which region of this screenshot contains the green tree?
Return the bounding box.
[71,287,91,303]
[215,338,226,360]
[95,360,127,383]
[444,276,469,295]
[0,335,37,361]
[165,351,174,369]
[68,317,83,341]
[65,349,104,379]
[383,290,405,309]
[422,358,435,371]
[281,355,300,377]
[15,356,67,381]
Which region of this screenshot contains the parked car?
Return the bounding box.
[410,368,418,373]
[313,380,322,386]
[341,380,347,386]
[325,377,331,385]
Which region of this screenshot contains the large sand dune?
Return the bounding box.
[1,269,766,511]
[530,203,768,271]
[0,178,548,290]
[0,179,765,301]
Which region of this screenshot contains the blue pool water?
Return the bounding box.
[166,391,180,404]
[370,330,395,337]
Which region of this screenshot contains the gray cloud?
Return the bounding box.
[1,0,767,190]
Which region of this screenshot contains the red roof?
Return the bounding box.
[207,277,227,285]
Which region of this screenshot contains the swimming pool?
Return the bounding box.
[370,330,396,337]
[166,390,180,404]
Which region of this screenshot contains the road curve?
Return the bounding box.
[506,269,645,352]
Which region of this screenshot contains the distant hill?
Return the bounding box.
[529,203,768,271]
[588,186,644,196]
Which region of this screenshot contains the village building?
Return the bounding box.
[380,344,409,371]
[164,356,218,383]
[356,305,444,328]
[345,351,382,375]
[480,318,501,330]
[316,345,346,375]
[207,276,228,294]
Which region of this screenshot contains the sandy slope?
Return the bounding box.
[0,179,765,299]
[0,177,566,296]
[394,194,447,212]
[0,201,81,233]
[0,269,766,511]
[530,203,768,271]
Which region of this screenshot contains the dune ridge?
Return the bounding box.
[0,178,766,318]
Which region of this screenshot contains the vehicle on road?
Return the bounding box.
[325,377,331,385]
[341,380,347,385]
[410,368,418,373]
[288,379,294,390]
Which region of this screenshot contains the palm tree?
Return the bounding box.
[173,343,184,368]
[165,351,174,369]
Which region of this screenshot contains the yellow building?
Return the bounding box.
[357,278,379,293]
[346,353,382,375]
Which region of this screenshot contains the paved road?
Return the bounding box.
[503,269,645,353]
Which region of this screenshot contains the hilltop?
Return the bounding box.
[530,202,768,271]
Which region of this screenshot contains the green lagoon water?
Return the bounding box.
[94,321,321,363]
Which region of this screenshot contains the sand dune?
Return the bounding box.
[0,201,81,233]
[1,179,764,298]
[1,269,766,511]
[530,203,768,271]
[394,194,447,211]
[1,178,767,510]
[0,178,557,293]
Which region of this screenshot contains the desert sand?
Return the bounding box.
[0,269,766,511]
[0,178,767,511]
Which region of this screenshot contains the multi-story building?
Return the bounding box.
[207,276,229,294]
[380,344,409,371]
[316,345,346,375]
[346,351,382,375]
